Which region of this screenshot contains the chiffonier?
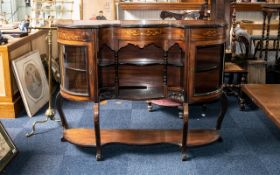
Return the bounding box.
[55,19,227,160]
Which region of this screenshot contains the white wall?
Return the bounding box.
[82,0,115,20]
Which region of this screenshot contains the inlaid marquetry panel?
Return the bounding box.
[191,28,225,41]
[0,54,5,96]
[58,28,93,42]
[116,28,185,41]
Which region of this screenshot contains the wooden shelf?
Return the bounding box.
[65,66,86,72]
[118,59,165,65]
[119,2,206,10]
[168,60,184,67]
[232,2,267,11]
[118,87,164,100]
[63,128,220,147]
[99,60,184,67]
[196,63,218,73]
[239,21,279,34]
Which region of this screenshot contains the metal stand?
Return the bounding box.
[26,25,59,137]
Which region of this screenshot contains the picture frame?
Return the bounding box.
[12,50,49,117]
[0,121,18,172]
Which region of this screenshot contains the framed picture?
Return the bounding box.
[12,50,49,117]
[0,121,18,172]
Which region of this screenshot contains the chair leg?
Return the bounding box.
[238,72,247,111]
[239,91,246,111]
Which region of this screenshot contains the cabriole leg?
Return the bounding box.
[55,92,69,142]
[181,103,189,161]
[94,103,102,160]
[56,92,69,129]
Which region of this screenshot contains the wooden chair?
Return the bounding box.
[160,2,209,20]
[224,2,270,109]
[233,4,280,84]
[224,30,248,110]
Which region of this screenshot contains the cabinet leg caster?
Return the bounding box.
[61,137,66,142]
[181,153,188,161]
[96,153,102,161]
[178,106,183,118]
[178,111,183,119]
[201,104,207,117]
[147,102,153,112]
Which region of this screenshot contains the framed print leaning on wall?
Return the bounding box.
[12,50,49,117]
[0,121,17,172]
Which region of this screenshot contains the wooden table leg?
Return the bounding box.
[93,103,102,160]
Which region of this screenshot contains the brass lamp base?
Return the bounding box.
[26,24,60,137]
[45,108,56,120]
[26,108,60,137]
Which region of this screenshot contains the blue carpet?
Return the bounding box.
[1,96,280,175]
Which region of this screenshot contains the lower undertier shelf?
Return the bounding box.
[63,128,220,147]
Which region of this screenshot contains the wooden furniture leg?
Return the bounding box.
[216,93,228,130]
[264,10,273,61]
[276,10,280,65]
[259,10,267,59]
[93,103,102,160]
[55,92,69,142]
[239,71,247,111]
[239,89,246,111]
[147,101,152,112]
[55,92,69,129]
[181,103,189,161]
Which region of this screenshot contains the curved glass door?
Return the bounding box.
[194,44,224,95]
[60,45,89,96]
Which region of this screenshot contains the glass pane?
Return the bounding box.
[61,45,89,96]
[194,44,224,95]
